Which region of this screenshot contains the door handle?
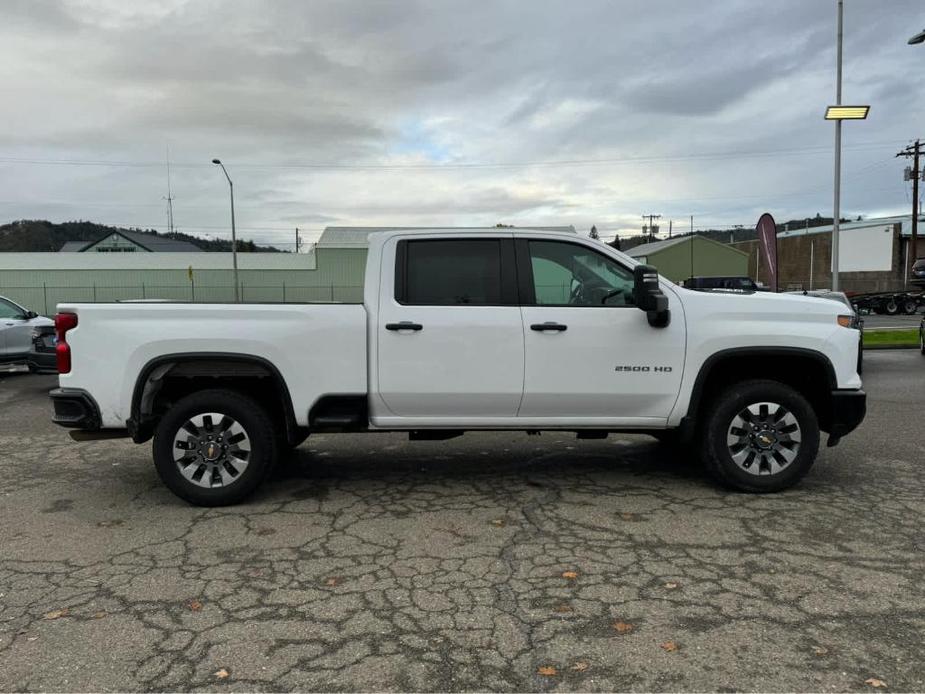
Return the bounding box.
[385,321,423,331]
[530,322,567,332]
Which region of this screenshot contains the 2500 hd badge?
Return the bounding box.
[614,365,673,372]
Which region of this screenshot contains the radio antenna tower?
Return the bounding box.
[163,144,176,236]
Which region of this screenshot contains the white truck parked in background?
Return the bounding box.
[50,228,866,505]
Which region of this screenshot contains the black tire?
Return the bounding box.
[700,380,820,493]
[153,389,278,506]
[884,299,900,316]
[903,299,918,315]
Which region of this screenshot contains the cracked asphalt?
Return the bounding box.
[1,351,923,692]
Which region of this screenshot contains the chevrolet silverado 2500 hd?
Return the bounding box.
[50,228,866,505]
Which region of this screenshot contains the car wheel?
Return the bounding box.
[700,380,820,493]
[153,388,278,506]
[903,299,918,315]
[884,299,900,316]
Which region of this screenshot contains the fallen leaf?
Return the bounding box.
[561,570,579,580]
[490,519,506,527]
[43,608,69,620]
[255,528,276,536]
[865,678,887,689]
[537,665,557,677]
[571,660,590,672]
[554,603,573,614]
[187,600,203,612]
[660,640,679,652]
[664,581,680,590]
[813,645,829,656]
[92,611,106,620]
[214,668,230,680]
[324,577,340,587]
[612,620,635,634]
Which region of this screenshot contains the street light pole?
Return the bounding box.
[212,158,240,302]
[832,0,844,291]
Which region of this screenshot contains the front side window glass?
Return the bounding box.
[529,240,635,306]
[0,298,24,319]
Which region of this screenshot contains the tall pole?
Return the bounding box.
[831,0,844,291]
[913,141,920,267]
[212,159,240,302]
[295,227,301,254]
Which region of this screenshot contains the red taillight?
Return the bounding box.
[54,312,78,374]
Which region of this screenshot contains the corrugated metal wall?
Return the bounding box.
[0,248,368,314]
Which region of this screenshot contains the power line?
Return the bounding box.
[0,139,905,171]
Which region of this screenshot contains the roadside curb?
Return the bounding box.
[863,344,919,350]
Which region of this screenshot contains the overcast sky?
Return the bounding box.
[1,0,923,248]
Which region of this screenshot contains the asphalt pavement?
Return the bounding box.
[0,351,923,691]
[862,313,922,330]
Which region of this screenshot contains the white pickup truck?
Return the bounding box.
[50,228,866,505]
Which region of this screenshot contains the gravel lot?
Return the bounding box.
[1,351,923,692]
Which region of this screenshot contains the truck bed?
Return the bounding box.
[56,302,368,428]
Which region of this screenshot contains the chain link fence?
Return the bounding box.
[0,284,364,315]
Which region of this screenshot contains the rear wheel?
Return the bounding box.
[700,380,820,493]
[884,299,900,316]
[902,299,918,315]
[153,389,278,506]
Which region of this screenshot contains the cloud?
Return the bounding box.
[0,0,921,247]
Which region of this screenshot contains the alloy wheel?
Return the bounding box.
[726,401,802,476]
[172,412,251,488]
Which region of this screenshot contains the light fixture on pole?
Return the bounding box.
[827,0,870,292]
[211,158,240,303]
[908,28,925,44]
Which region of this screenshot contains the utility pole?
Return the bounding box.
[668,219,673,238]
[831,0,844,291]
[642,214,661,240]
[897,140,921,273]
[295,227,301,254]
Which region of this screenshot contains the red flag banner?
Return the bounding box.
[756,213,778,292]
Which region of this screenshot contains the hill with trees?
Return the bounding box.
[0,220,281,252]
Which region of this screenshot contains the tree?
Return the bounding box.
[607,234,622,251]
[589,225,600,240]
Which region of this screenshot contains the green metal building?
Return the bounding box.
[624,235,749,283]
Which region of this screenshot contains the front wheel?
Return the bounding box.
[700,380,820,493]
[153,389,278,506]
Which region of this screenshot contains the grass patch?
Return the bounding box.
[863,329,919,348]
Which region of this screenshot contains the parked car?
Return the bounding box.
[49,228,866,505]
[29,323,58,373]
[788,290,864,374]
[683,276,759,292]
[920,314,925,355]
[912,258,925,288]
[0,295,54,372]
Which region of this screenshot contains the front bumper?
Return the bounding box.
[50,388,101,430]
[826,389,866,446]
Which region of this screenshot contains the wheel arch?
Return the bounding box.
[684,347,838,435]
[128,352,301,445]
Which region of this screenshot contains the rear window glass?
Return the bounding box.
[403,239,502,305]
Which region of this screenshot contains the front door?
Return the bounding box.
[517,239,685,422]
[375,236,525,420]
[0,297,31,361]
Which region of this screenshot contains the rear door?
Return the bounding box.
[517,238,685,421]
[375,235,525,419]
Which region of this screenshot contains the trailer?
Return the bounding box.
[848,291,924,316]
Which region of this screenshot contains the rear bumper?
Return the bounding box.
[50,388,101,430]
[27,351,57,373]
[827,389,866,445]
